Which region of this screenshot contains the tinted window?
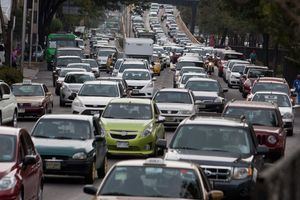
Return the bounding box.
[123,71,151,80]
[0,135,16,162]
[79,84,119,97]
[99,166,203,199]
[185,81,220,92]
[1,84,10,94]
[57,57,82,66]
[252,93,291,107]
[57,50,83,58]
[176,61,204,70]
[64,74,94,83]
[252,83,289,94]
[154,92,192,104]
[12,85,44,96]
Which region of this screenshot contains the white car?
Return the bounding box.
[227,63,248,88]
[153,88,196,127]
[117,59,150,78]
[224,59,249,83]
[72,80,126,115]
[66,63,92,72]
[178,73,208,88]
[96,48,116,70]
[176,66,206,86]
[250,91,295,135]
[82,59,100,77]
[122,69,155,98]
[60,72,95,106]
[0,81,18,127]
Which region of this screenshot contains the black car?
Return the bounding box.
[31,114,107,183]
[158,115,267,199]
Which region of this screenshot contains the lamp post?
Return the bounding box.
[21,0,27,70]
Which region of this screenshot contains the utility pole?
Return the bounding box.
[29,0,35,66]
[35,0,39,62]
[21,0,27,70]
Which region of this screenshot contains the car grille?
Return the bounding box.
[195,96,215,103]
[41,155,70,160]
[202,166,231,181]
[161,110,178,114]
[128,85,144,89]
[257,135,267,145]
[109,130,138,140]
[85,104,106,108]
[108,145,140,151]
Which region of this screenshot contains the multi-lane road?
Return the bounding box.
[18,63,300,200]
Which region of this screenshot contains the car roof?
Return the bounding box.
[187,77,216,82]
[82,59,96,62]
[182,115,249,127]
[12,81,43,86]
[123,69,150,72]
[61,68,86,72]
[109,98,151,104]
[256,77,287,83]
[245,65,268,69]
[57,55,81,59]
[83,80,118,85]
[0,127,23,136]
[157,88,190,93]
[252,91,289,96]
[67,63,90,66]
[182,72,207,77]
[65,72,94,75]
[181,66,203,70]
[57,47,82,51]
[122,59,145,64]
[226,100,278,109]
[115,158,196,169]
[39,114,93,121]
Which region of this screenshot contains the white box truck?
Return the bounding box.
[124,38,153,61]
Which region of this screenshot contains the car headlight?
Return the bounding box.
[72,98,83,107]
[148,81,154,88]
[0,171,17,191]
[141,124,153,137]
[267,135,277,145]
[232,167,252,180]
[283,112,293,119]
[72,152,87,160]
[214,97,223,103]
[178,110,192,115]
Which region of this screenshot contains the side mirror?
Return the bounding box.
[156,139,167,149]
[83,185,98,196]
[94,135,105,142]
[256,146,269,155]
[208,190,224,200]
[23,155,37,166]
[223,88,228,93]
[290,88,295,93]
[152,77,157,81]
[156,116,165,123]
[69,93,77,100]
[2,94,10,100]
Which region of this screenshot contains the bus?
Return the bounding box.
[46,33,77,70]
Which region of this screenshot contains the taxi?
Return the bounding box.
[11,80,53,118]
[151,54,162,76]
[83,158,223,200]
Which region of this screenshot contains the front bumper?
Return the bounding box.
[162,115,190,127]
[18,105,44,117]
[196,102,224,113]
[72,105,105,115]
[129,87,154,98]
[229,78,240,86]
[106,134,156,156]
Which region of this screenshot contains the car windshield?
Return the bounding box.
[224,53,244,60]
[57,50,82,58]
[252,83,289,94]
[79,84,119,97]
[102,103,152,120]
[223,107,279,127]
[154,92,192,104]
[180,67,205,75]
[114,60,123,70]
[119,63,147,73]
[57,58,82,66]
[59,69,85,77]
[32,119,91,140]
[176,62,204,70]
[12,85,44,96]
[82,60,98,68]
[182,75,207,84]
[248,69,273,78]
[67,64,91,72]
[185,80,220,92]
[252,93,291,107]
[64,74,94,83]
[98,50,115,57]
[171,125,251,155]
[0,135,16,162]
[99,166,203,199]
[55,40,77,48]
[123,71,151,80]
[232,65,246,73]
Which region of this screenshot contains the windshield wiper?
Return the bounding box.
[53,136,74,140]
[100,192,133,196]
[32,135,50,138]
[173,146,199,150]
[202,148,231,153]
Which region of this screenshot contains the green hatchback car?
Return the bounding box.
[100,98,165,156]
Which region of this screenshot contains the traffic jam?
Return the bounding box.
[0,2,299,200]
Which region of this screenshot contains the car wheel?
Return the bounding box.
[228,82,232,88]
[97,156,108,178]
[85,161,97,184]
[59,97,65,107]
[9,111,17,127]
[287,129,293,136]
[37,183,43,200]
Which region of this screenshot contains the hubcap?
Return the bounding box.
[13,112,17,127]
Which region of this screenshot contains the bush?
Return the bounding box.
[0,67,23,85]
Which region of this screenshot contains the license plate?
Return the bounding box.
[132,89,139,94]
[165,117,174,121]
[90,110,99,115]
[117,141,129,148]
[19,108,25,113]
[45,161,61,170]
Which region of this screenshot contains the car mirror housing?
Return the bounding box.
[156,116,165,123]
[83,185,97,196]
[156,139,167,149]
[69,92,77,100]
[23,155,37,166]
[209,190,224,200]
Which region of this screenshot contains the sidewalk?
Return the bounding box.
[22,62,42,80]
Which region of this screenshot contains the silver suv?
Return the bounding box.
[0,81,18,127]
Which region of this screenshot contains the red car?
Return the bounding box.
[223,100,286,161]
[0,127,43,200]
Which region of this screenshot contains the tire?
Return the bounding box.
[97,156,108,178]
[9,111,17,127]
[228,82,232,88]
[85,162,97,184]
[287,129,293,136]
[37,183,43,200]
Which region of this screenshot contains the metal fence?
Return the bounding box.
[251,145,300,200]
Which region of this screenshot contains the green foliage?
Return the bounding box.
[49,18,63,33]
[0,67,23,85]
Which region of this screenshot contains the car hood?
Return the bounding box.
[192,91,218,97]
[165,149,253,166]
[101,118,152,132]
[0,162,16,179]
[230,72,241,77]
[77,96,116,105]
[253,126,281,134]
[278,107,293,116]
[64,83,83,92]
[32,138,94,157]
[156,103,194,111]
[126,80,151,86]
[16,96,44,103]
[96,197,188,200]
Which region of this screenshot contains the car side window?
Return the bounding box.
[23,132,36,155]
[2,84,11,95]
[118,83,124,96]
[43,84,49,93]
[18,138,26,164]
[198,167,212,191]
[92,118,101,136]
[153,103,160,116]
